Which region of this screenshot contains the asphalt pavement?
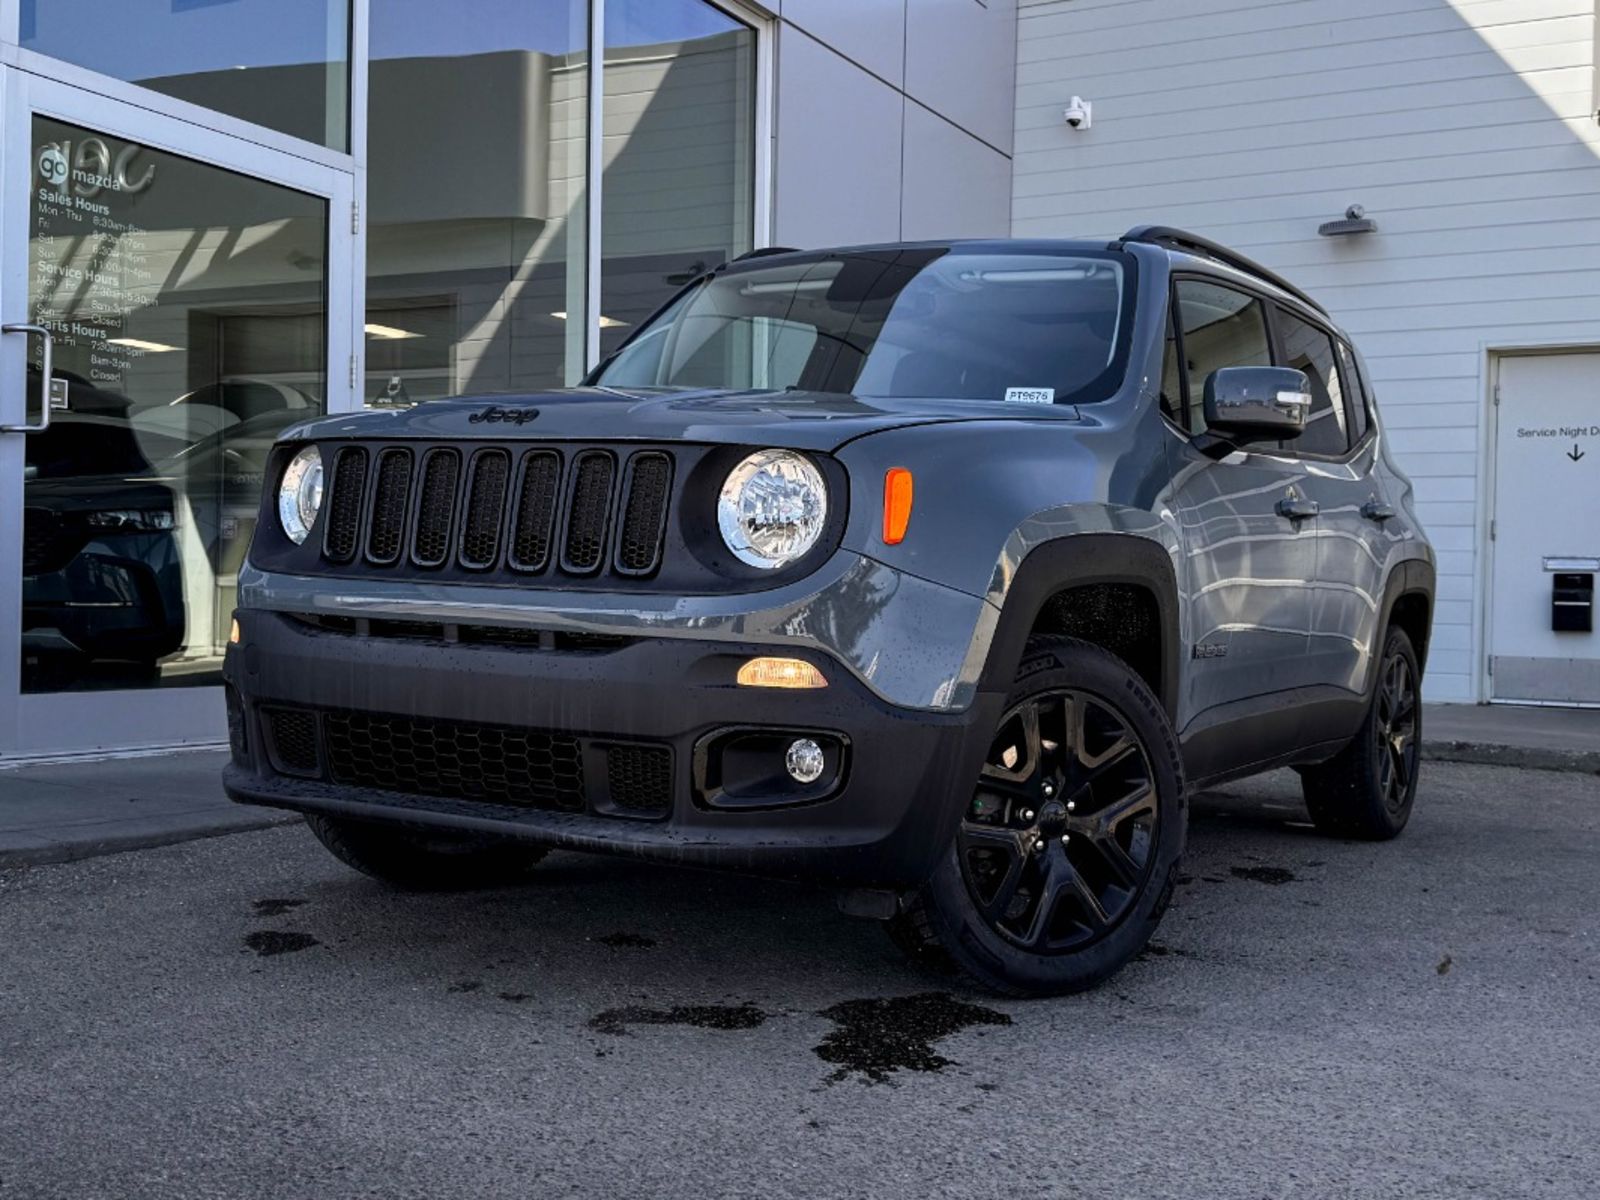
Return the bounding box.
[1,760,1595,1199]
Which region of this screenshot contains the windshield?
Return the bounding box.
[594,247,1135,405]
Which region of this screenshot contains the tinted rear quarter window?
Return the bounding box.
[1336,340,1371,441]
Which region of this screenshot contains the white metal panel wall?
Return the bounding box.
[774,0,1015,248]
[1013,0,1600,702]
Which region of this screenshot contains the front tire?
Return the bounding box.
[306,815,549,890]
[888,636,1187,997]
[1299,626,1422,840]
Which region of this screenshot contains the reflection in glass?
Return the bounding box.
[20,0,351,150]
[22,117,328,694]
[365,0,589,405]
[600,0,756,362]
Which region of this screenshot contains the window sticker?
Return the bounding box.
[1004,387,1055,405]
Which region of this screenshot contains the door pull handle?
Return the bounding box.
[1276,496,1319,521]
[1360,500,1396,523]
[1,323,55,433]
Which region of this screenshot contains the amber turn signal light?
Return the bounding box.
[229,617,241,645]
[736,657,828,689]
[882,467,913,545]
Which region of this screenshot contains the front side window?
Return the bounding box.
[597,249,1136,405]
[1275,306,1349,456]
[1171,279,1272,433]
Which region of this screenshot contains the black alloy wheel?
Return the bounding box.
[959,688,1158,953]
[1300,624,1423,841]
[888,636,1186,997]
[1373,650,1420,814]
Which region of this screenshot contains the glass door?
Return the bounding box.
[0,69,355,757]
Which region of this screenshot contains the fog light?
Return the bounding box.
[737,656,827,689]
[786,738,826,784]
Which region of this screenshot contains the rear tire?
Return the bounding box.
[1299,626,1421,841]
[887,636,1187,997]
[306,815,548,890]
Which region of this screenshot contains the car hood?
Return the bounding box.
[281,387,1084,453]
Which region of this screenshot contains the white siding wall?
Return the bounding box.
[1013,0,1600,703]
[773,0,1017,247]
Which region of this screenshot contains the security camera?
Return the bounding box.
[1064,97,1092,130]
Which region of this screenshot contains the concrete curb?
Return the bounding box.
[0,813,302,870]
[1422,740,1600,776]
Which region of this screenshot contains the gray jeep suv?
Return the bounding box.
[223,227,1434,996]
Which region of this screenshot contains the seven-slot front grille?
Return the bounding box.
[317,444,673,582]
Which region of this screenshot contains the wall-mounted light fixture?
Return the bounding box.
[1319,205,1378,237]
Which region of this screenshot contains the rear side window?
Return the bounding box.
[1337,340,1371,441]
[1274,306,1349,457]
[1172,279,1272,433]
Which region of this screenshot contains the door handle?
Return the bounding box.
[1,323,54,433]
[1360,499,1396,523]
[1276,495,1319,521]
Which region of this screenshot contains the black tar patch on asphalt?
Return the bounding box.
[447,980,483,993]
[243,930,319,957]
[588,1002,767,1036]
[814,993,1013,1084]
[251,898,307,918]
[1231,865,1298,885]
[595,932,656,949]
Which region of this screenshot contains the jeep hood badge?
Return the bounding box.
[468,405,540,425]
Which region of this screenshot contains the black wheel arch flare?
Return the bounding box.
[978,534,1181,722]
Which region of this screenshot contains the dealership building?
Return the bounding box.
[0,0,1596,759]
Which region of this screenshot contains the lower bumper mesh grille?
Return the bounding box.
[325,709,586,811]
[252,704,674,818]
[605,745,674,812]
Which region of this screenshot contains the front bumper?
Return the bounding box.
[223,610,1003,888]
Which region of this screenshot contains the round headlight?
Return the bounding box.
[717,449,828,569]
[277,445,324,545]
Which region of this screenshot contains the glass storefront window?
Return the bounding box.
[19,0,351,151]
[365,0,590,405]
[599,0,756,361]
[23,117,328,694]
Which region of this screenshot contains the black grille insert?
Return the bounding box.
[459,450,511,569]
[509,450,562,573]
[366,448,413,565]
[323,709,585,811]
[411,449,461,568]
[604,745,673,814]
[615,452,673,576]
[561,451,616,575]
[263,706,321,777]
[21,508,80,576]
[322,448,368,564]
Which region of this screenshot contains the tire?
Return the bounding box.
[887,636,1187,997]
[1299,625,1422,841]
[306,814,549,891]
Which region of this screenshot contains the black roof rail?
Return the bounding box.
[1119,225,1327,316]
[731,245,802,262]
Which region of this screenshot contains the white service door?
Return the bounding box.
[1490,353,1600,705]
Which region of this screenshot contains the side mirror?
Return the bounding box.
[1202,366,1311,446]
